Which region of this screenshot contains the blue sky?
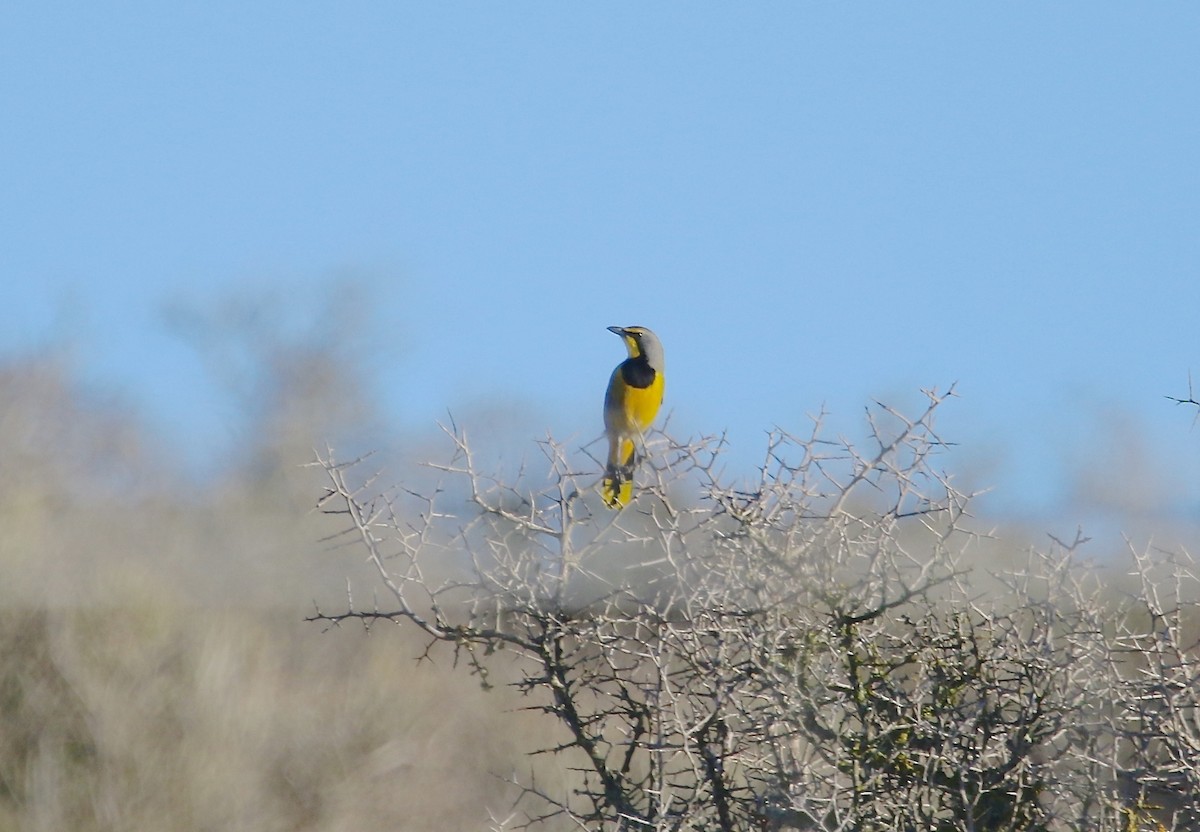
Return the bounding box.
[4,3,1199,521]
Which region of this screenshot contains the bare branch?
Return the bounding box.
[312,390,1200,830]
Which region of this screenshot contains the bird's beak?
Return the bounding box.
[607,325,626,337]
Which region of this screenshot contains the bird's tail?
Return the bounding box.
[601,436,636,508]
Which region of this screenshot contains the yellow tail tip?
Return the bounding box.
[601,474,634,508]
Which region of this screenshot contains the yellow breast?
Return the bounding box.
[611,370,664,436]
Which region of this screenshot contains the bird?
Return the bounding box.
[601,325,665,508]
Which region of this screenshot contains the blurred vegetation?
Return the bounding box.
[0,291,553,831]
[1,288,1196,830]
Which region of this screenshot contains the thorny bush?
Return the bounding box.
[312,389,1199,831]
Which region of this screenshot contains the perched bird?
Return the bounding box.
[601,325,665,508]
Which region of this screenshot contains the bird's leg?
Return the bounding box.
[632,431,648,468]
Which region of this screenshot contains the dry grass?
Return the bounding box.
[0,355,561,832]
[0,604,556,832]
